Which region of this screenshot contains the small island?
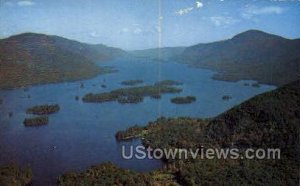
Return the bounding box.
[23,116,49,127]
[154,80,183,86]
[117,95,144,104]
[222,95,232,100]
[150,94,161,99]
[252,83,261,88]
[82,82,182,104]
[26,104,60,115]
[121,80,144,86]
[170,96,196,104]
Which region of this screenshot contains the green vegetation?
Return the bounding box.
[23,116,49,126]
[154,80,183,86]
[130,47,186,61]
[0,33,126,89]
[115,80,300,185]
[170,96,196,104]
[82,83,182,104]
[58,162,177,186]
[181,30,300,86]
[58,162,152,185]
[222,95,232,100]
[26,104,60,115]
[121,80,144,86]
[116,117,209,155]
[117,95,144,104]
[0,165,32,186]
[59,80,300,185]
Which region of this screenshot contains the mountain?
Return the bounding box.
[59,80,299,185]
[130,47,185,61]
[0,33,126,89]
[135,80,299,185]
[181,30,300,86]
[205,80,300,150]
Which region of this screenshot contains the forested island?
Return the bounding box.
[82,80,182,104]
[222,95,232,100]
[59,80,299,185]
[154,80,183,86]
[170,96,196,104]
[23,116,49,126]
[121,80,144,86]
[26,104,60,115]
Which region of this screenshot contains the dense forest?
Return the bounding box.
[0,165,32,186]
[0,33,126,89]
[82,80,182,104]
[121,80,144,86]
[26,104,60,115]
[181,30,300,86]
[59,80,300,185]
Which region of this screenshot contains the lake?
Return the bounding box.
[0,58,275,185]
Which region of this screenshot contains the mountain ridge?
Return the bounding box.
[179,30,300,86]
[0,33,126,89]
[129,46,186,61]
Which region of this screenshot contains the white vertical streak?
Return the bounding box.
[157,0,162,117]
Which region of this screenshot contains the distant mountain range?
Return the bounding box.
[1,30,299,89]
[80,79,299,185]
[131,30,300,86]
[181,30,300,86]
[0,33,126,89]
[206,79,300,149]
[130,47,185,61]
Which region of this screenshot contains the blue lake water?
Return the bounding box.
[0,58,276,185]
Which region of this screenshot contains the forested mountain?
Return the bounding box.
[59,80,300,185]
[0,33,126,89]
[130,47,185,61]
[181,30,300,86]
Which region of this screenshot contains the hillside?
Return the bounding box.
[0,33,126,89]
[130,47,185,61]
[124,80,299,185]
[205,79,300,150]
[181,30,300,86]
[59,80,299,185]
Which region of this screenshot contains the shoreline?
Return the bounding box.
[0,67,118,91]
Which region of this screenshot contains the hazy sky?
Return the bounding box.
[1,0,300,50]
